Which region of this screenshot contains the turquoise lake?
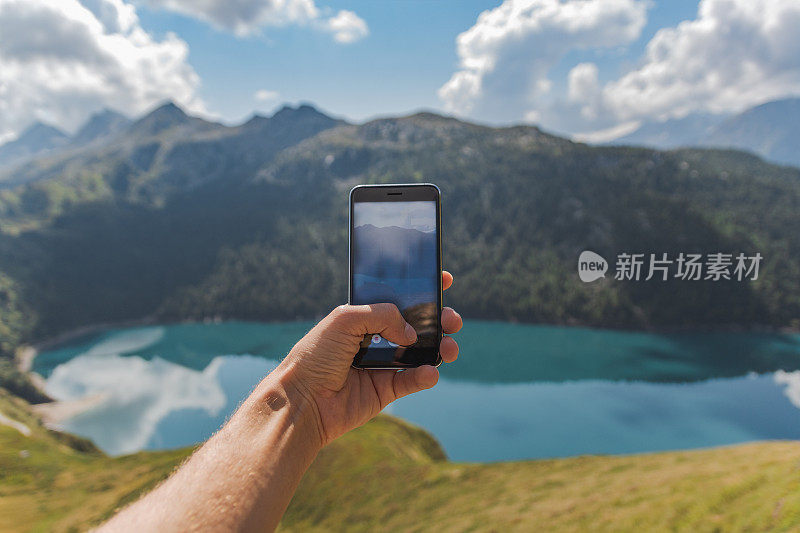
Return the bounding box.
[33,321,800,462]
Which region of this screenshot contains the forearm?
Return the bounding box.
[100,365,323,532]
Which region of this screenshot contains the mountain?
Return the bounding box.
[0,102,344,194]
[612,112,727,149]
[352,224,438,312]
[610,97,800,168]
[69,108,131,146]
[0,109,129,180]
[353,224,437,278]
[0,122,68,170]
[0,108,130,175]
[125,101,217,139]
[702,98,800,168]
[1,103,800,363]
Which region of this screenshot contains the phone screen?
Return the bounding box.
[351,190,441,367]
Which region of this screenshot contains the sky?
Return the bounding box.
[1,0,799,143]
[354,201,436,232]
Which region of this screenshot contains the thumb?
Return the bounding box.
[330,303,417,347]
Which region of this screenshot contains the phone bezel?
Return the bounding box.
[349,183,443,369]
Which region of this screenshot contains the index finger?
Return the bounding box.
[443,270,453,291]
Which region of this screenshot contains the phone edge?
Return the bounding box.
[348,183,443,369]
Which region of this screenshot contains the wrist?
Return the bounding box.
[243,363,326,453]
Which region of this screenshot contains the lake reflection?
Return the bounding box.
[34,322,800,461]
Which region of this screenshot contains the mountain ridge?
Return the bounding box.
[0,122,68,170]
[609,97,800,168]
[125,101,220,139]
[0,102,343,196]
[0,101,799,357]
[70,108,131,146]
[703,98,800,167]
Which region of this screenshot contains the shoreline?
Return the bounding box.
[14,339,111,427]
[16,316,157,375]
[16,315,800,414]
[30,316,159,353]
[16,315,800,380]
[11,318,800,462]
[15,345,49,399]
[33,392,109,428]
[14,317,158,409]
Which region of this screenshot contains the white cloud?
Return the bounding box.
[567,61,603,121]
[254,88,280,102]
[441,0,800,140]
[0,0,203,140]
[571,119,640,144]
[143,0,368,43]
[438,0,649,124]
[568,62,599,103]
[599,0,800,122]
[324,9,368,44]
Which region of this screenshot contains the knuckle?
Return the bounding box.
[376,302,402,323]
[329,304,353,324]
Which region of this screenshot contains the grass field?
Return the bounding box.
[1,388,800,532]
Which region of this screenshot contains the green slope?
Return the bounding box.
[2,109,800,338]
[0,388,190,532]
[2,105,800,398]
[2,388,800,532]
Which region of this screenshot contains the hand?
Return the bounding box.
[103,273,460,532]
[278,271,462,446]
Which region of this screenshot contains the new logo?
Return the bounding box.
[578,250,608,282]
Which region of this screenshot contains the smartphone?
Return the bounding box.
[349,183,443,368]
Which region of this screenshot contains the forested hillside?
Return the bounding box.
[1,103,800,388]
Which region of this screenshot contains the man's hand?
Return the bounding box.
[101,271,461,532]
[278,270,462,446]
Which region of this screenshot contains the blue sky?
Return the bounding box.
[354,200,436,232]
[135,0,702,125]
[1,0,799,142]
[137,1,495,123]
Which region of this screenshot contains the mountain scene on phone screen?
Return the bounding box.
[352,201,438,346]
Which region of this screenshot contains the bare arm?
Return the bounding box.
[100,367,323,532]
[100,272,462,532]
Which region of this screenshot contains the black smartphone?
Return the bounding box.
[349,183,443,368]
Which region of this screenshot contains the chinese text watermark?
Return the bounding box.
[578,251,762,282]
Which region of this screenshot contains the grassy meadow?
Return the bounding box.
[2,388,800,532]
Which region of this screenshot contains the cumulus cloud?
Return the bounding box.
[568,63,598,103]
[324,9,368,44]
[143,0,368,42]
[443,0,800,138]
[438,0,649,124]
[0,0,203,140]
[567,62,602,120]
[599,0,800,122]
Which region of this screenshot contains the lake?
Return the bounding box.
[33,321,800,462]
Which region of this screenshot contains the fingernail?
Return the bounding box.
[405,323,417,342]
